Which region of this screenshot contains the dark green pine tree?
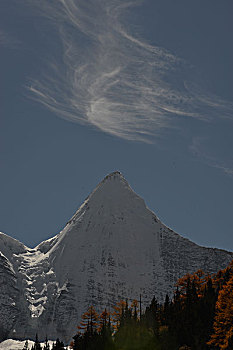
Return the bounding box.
[99,313,115,350]
[182,277,195,346]
[52,339,65,350]
[195,278,217,349]
[22,340,29,350]
[31,334,42,350]
[143,296,159,336]
[43,336,50,350]
[163,294,171,325]
[72,333,82,350]
[124,300,132,325]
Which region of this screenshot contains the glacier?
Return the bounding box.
[0,171,232,342]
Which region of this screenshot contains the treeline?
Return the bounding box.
[22,336,65,350]
[70,260,233,350]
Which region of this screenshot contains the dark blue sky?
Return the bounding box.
[1,0,233,249]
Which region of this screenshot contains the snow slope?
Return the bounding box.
[0,172,232,342]
[0,339,65,350]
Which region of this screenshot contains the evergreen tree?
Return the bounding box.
[143,296,159,336]
[22,340,29,350]
[43,336,50,350]
[71,333,81,350]
[131,299,139,322]
[32,334,42,350]
[98,311,115,350]
[52,338,65,349]
[163,294,171,325]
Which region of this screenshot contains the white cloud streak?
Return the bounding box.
[190,136,233,176]
[27,0,233,142]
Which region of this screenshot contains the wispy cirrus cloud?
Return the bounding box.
[26,0,233,143]
[190,136,233,176]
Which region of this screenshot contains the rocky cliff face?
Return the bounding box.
[0,172,232,342]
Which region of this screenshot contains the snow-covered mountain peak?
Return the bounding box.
[46,172,152,261]
[86,171,146,212]
[63,171,148,232]
[92,171,131,195]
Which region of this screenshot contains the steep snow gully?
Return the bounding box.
[0,172,232,342]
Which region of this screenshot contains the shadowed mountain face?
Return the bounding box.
[0,172,232,342]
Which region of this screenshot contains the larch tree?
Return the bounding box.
[98,309,111,333]
[77,305,99,335]
[208,273,233,349]
[111,300,127,329]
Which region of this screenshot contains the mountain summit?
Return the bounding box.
[0,172,232,341]
[76,171,147,215]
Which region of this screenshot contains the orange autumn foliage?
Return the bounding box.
[176,269,209,298]
[98,308,111,332]
[77,305,99,333]
[111,300,127,329]
[208,273,233,349]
